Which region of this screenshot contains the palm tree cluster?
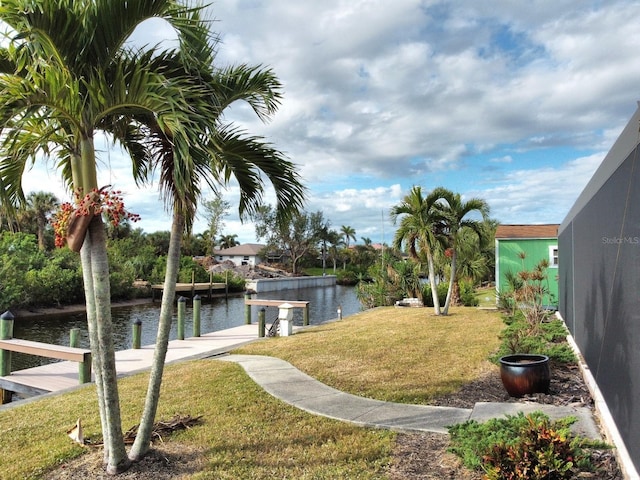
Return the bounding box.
[0,0,304,473]
[391,186,494,315]
[0,191,59,248]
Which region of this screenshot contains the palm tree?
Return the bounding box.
[340,225,356,269]
[340,225,356,248]
[390,186,448,315]
[325,229,342,273]
[219,234,239,249]
[436,189,490,315]
[25,192,59,250]
[453,219,496,289]
[126,40,304,460]
[0,0,221,472]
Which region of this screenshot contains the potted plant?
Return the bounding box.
[499,353,550,397]
[496,254,555,397]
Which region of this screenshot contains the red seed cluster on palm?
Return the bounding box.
[51,202,75,248]
[50,187,141,248]
[95,188,142,227]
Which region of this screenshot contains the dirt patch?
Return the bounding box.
[44,443,207,479]
[389,432,482,479]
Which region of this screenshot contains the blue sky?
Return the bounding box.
[21,0,640,244]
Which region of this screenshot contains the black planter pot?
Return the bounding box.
[499,354,550,397]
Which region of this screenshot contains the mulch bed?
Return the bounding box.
[390,361,624,479]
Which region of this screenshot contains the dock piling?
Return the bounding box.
[244,292,252,324]
[258,308,266,338]
[69,328,80,348]
[132,320,142,349]
[177,297,186,340]
[303,305,309,326]
[193,295,201,337]
[0,311,14,404]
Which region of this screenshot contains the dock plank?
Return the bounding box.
[245,299,309,308]
[0,338,90,362]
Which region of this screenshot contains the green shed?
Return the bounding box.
[495,224,559,308]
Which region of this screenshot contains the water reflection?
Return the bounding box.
[10,285,362,370]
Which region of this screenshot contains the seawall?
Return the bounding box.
[246,275,336,293]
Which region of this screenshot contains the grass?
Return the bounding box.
[474,286,498,308]
[0,305,504,479]
[235,306,503,403]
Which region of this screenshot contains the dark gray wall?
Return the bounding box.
[559,127,640,473]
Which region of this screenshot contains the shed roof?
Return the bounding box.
[213,243,265,256]
[495,224,559,239]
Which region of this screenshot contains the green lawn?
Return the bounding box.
[0,305,504,479]
[474,286,498,308]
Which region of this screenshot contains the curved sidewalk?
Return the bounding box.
[220,354,601,438]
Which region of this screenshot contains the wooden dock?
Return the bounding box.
[244,299,311,326]
[0,323,265,402]
[151,282,227,300]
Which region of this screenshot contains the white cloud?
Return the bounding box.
[478,153,604,224]
[19,0,640,245]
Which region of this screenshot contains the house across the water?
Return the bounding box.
[213,243,265,267]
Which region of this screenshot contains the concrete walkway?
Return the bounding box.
[220,354,602,439]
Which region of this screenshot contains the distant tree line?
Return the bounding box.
[0,191,252,312]
[1,187,498,313]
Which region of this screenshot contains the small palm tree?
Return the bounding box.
[435,189,490,315]
[127,36,304,461]
[219,234,239,249]
[340,225,356,269]
[390,186,448,315]
[340,225,356,248]
[26,192,59,250]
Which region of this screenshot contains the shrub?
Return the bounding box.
[336,269,358,285]
[109,269,136,300]
[459,280,479,307]
[449,412,607,479]
[490,315,577,364]
[150,255,208,284]
[355,255,421,307]
[25,264,83,306]
[211,272,246,292]
[421,282,448,307]
[178,257,209,283]
[0,232,47,310]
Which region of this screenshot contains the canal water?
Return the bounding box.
[10,285,362,370]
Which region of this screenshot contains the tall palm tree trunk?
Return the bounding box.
[74,137,128,473]
[442,250,457,315]
[87,217,130,474]
[426,250,441,315]
[129,211,184,461]
[36,214,46,250]
[79,235,109,458]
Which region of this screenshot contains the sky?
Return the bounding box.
[21,0,640,245]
